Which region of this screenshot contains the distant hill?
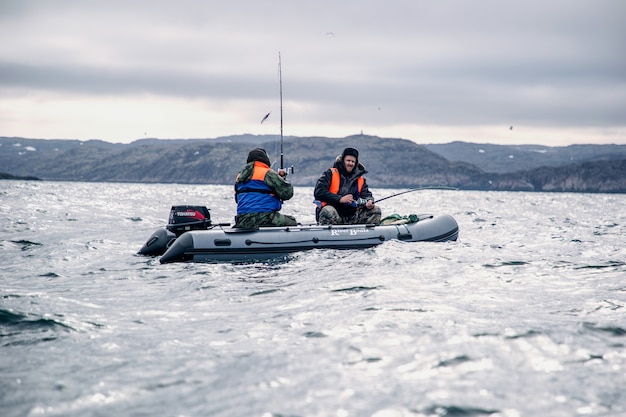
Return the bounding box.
[424,141,626,173]
[0,172,41,181]
[1,135,625,193]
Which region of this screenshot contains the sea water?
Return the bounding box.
[1,180,625,417]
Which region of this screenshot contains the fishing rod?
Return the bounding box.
[278,51,284,172]
[277,52,293,176]
[374,186,459,204]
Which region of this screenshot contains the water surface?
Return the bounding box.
[1,181,625,416]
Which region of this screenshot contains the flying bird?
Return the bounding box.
[261,112,271,123]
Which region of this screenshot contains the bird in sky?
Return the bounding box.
[261,112,271,123]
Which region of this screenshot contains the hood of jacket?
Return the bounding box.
[333,154,367,178]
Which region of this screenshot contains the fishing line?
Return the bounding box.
[375,186,458,203]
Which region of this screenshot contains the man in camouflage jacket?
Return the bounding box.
[233,148,298,228]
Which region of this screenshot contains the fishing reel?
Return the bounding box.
[351,198,368,208]
[278,165,294,178]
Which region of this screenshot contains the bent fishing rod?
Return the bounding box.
[374,186,459,204]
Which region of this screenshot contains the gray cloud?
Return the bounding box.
[1,0,625,142]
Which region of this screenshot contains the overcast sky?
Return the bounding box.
[1,0,625,145]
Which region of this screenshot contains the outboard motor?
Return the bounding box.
[166,205,211,235]
[138,205,211,256]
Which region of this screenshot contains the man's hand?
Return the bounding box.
[339,194,354,204]
[278,169,287,178]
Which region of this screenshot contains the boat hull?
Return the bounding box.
[154,214,459,264]
[138,227,177,256]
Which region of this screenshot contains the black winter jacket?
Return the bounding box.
[313,156,374,217]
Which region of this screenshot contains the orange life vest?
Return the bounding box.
[235,161,270,183]
[321,167,364,207]
[251,162,270,181]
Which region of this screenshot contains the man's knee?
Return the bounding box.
[355,206,381,225]
[368,206,382,224]
[271,212,298,226]
[319,206,340,225]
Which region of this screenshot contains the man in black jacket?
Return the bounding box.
[314,147,381,225]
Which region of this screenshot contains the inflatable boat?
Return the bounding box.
[139,205,459,263]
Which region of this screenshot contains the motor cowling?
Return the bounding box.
[166,205,211,236]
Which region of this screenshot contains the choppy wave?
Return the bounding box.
[0,181,625,417]
[0,308,73,346]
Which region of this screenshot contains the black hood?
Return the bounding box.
[333,154,367,177]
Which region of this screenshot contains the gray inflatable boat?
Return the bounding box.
[139,206,459,264]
